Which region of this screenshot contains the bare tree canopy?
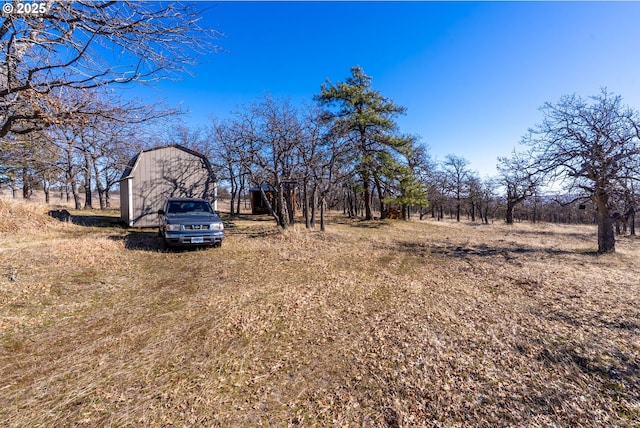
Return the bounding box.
[442,154,472,222]
[523,89,640,253]
[497,150,544,225]
[1,1,220,137]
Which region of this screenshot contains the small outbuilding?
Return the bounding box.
[249,183,297,215]
[119,145,216,227]
[249,184,275,215]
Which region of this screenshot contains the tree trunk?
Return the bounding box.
[272,179,289,229]
[343,192,347,216]
[348,187,356,218]
[229,191,236,215]
[597,212,616,253]
[230,178,237,215]
[22,167,32,200]
[259,185,281,227]
[304,181,311,229]
[10,175,17,198]
[363,180,373,220]
[374,175,385,219]
[102,168,114,208]
[284,183,295,225]
[42,169,53,204]
[310,185,317,229]
[228,167,237,215]
[70,177,82,210]
[237,175,245,214]
[594,192,615,253]
[320,194,326,232]
[92,155,106,210]
[43,181,50,204]
[83,151,93,210]
[506,199,515,225]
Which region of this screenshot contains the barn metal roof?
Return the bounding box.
[119,144,213,181]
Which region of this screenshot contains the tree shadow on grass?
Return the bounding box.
[228,226,281,239]
[396,241,599,259]
[333,216,393,229]
[509,228,596,242]
[71,214,124,228]
[536,341,640,403]
[109,231,164,252]
[110,231,223,252]
[225,213,275,222]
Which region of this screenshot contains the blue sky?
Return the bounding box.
[132,1,640,177]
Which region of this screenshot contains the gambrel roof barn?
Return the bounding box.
[119,145,216,227]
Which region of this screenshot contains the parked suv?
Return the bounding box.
[158,198,224,248]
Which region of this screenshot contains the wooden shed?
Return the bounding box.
[249,183,297,215]
[249,184,275,215]
[119,145,216,227]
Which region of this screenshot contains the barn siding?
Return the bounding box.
[120,145,214,227]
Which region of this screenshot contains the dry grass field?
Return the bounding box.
[1,199,639,427]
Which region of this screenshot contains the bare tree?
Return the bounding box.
[1,1,219,138]
[0,130,40,199]
[442,155,471,222]
[301,106,353,231]
[50,124,83,209]
[296,105,327,229]
[497,150,543,224]
[425,167,448,221]
[524,90,640,253]
[225,96,303,228]
[28,87,169,209]
[479,177,498,224]
[466,173,482,222]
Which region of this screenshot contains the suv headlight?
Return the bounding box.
[166,224,182,231]
[210,222,224,231]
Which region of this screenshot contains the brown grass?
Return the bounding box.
[0,199,60,234]
[1,204,639,427]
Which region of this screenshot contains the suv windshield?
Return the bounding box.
[166,201,214,215]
